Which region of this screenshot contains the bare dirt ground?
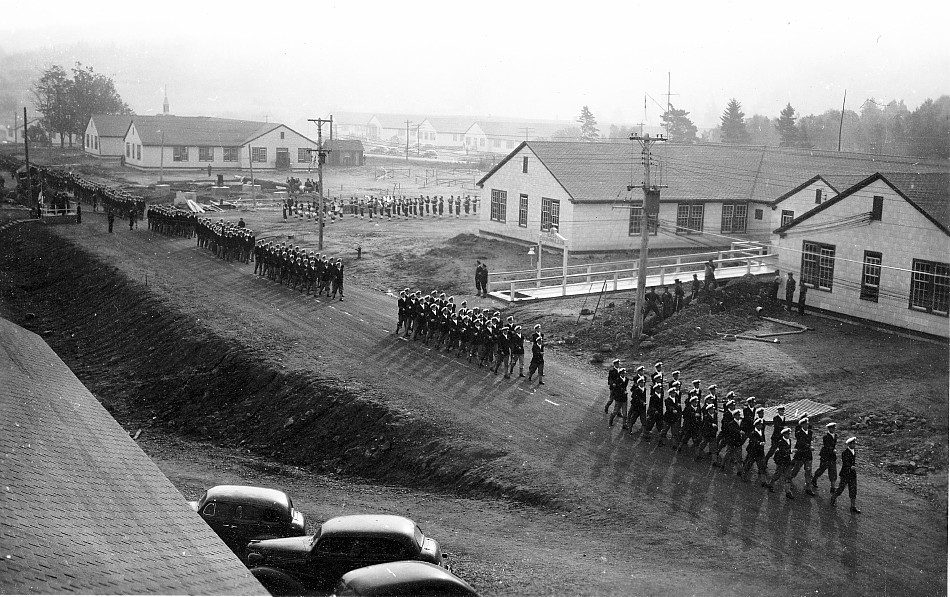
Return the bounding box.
[0,159,947,596]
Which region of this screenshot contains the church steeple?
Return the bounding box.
[162,85,169,115]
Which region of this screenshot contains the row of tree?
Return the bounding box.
[554,97,948,160]
[31,62,131,148]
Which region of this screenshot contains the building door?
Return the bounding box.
[276,147,290,169]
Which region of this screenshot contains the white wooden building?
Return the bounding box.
[119,115,318,171]
[476,141,950,253]
[772,172,950,338]
[83,114,133,158]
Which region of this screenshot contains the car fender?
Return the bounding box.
[250,567,306,596]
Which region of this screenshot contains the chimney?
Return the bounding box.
[163,85,169,115]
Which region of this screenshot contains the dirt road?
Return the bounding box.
[2,209,946,596]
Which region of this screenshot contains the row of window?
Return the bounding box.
[490,190,561,231]
[161,146,313,163]
[465,137,516,149]
[85,134,99,150]
[125,143,141,160]
[800,241,948,316]
[626,202,749,236]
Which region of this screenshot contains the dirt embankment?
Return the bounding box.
[0,223,528,502]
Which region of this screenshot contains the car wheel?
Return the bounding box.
[251,567,306,596]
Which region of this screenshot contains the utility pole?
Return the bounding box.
[416,123,421,155]
[663,72,679,142]
[308,117,333,250]
[23,107,32,212]
[520,127,533,141]
[628,133,666,350]
[405,120,412,161]
[837,89,847,152]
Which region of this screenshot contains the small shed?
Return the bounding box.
[325,139,365,166]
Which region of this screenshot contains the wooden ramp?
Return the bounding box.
[760,398,837,424]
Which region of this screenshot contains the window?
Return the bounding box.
[815,189,822,204]
[493,139,501,148]
[540,198,560,231]
[522,156,528,173]
[298,148,311,163]
[507,140,514,149]
[280,131,285,139]
[720,202,748,233]
[202,503,216,516]
[173,146,189,162]
[490,189,507,223]
[85,134,90,147]
[801,241,836,291]
[136,145,141,160]
[781,210,795,227]
[125,143,130,158]
[871,195,883,221]
[675,203,704,234]
[252,147,267,162]
[860,251,882,302]
[518,194,528,227]
[198,146,214,162]
[754,208,763,220]
[628,202,658,236]
[479,138,485,147]
[909,259,950,316]
[223,147,239,162]
[94,136,98,149]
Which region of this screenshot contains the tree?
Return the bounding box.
[27,123,49,144]
[577,106,599,141]
[796,120,814,149]
[661,104,698,144]
[32,62,130,149]
[31,65,71,148]
[719,98,750,144]
[745,114,779,146]
[68,62,131,146]
[775,103,799,147]
[608,124,634,140]
[900,96,950,159]
[551,126,583,141]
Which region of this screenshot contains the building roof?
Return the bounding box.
[332,112,376,125]
[423,116,476,134]
[471,120,571,141]
[773,172,950,236]
[326,139,364,152]
[478,141,950,205]
[771,174,840,205]
[129,115,279,146]
[89,114,133,137]
[371,113,424,130]
[0,317,266,595]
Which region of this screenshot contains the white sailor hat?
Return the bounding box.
[781,427,791,435]
[654,361,663,368]
[845,436,856,445]
[612,358,621,364]
[725,391,735,398]
[708,384,717,390]
[746,396,756,403]
[692,379,701,385]
[826,422,837,429]
[671,370,680,376]
[635,365,645,372]
[534,324,541,329]
[799,416,809,424]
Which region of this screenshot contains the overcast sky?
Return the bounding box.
[3,0,948,132]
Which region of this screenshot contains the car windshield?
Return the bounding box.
[414,526,424,548]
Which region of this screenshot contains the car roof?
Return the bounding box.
[202,485,291,510]
[340,561,477,596]
[319,515,418,539]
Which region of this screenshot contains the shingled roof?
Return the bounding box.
[477,141,950,205]
[89,114,134,138]
[0,317,266,595]
[129,115,277,146]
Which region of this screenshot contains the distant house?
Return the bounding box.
[367,114,416,143]
[325,139,365,166]
[332,112,375,139]
[423,116,474,149]
[464,121,570,154]
[84,114,134,158]
[772,172,950,338]
[475,141,950,253]
[121,115,318,171]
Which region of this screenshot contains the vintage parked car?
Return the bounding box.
[189,485,306,560]
[246,514,443,594]
[332,561,479,596]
